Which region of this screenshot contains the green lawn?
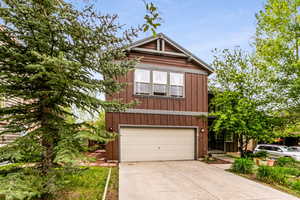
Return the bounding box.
[0,164,112,200]
[57,167,110,200]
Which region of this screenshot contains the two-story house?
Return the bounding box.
[105,33,214,162]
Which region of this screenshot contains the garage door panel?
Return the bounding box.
[121,150,194,161]
[120,127,195,162]
[121,137,194,145]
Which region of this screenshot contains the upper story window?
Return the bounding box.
[169,72,184,97]
[153,71,168,96]
[134,69,151,95]
[134,69,184,98]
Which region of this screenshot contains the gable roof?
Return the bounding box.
[128,33,214,74]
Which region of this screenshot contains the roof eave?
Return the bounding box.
[128,33,214,74]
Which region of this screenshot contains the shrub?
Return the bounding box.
[231,158,254,174]
[281,167,300,176]
[257,166,288,185]
[244,151,254,158]
[253,151,268,159]
[276,157,296,167]
[291,180,300,191]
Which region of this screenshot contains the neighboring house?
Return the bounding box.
[105,33,214,162]
[0,97,22,146]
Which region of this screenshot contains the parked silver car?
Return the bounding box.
[286,146,300,152]
[254,144,300,161]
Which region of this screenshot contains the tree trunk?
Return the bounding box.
[40,104,56,174]
[41,134,54,174]
[239,134,245,158]
[244,137,249,152]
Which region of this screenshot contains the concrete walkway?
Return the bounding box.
[119,161,299,200]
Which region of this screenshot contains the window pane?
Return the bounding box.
[265,146,272,151]
[153,71,167,84]
[170,72,184,86]
[135,69,150,83]
[153,84,167,95]
[135,82,151,94]
[169,85,183,97]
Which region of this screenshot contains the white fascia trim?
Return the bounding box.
[122,108,208,116]
[132,47,187,57]
[128,35,160,49]
[159,34,214,73]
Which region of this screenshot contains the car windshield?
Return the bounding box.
[281,146,289,151]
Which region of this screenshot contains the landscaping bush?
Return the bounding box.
[276,157,296,167]
[281,167,300,177]
[244,151,254,158]
[231,158,254,174]
[257,166,288,185]
[291,180,300,191]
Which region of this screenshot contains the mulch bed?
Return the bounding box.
[106,168,118,200]
[203,158,232,164]
[80,149,118,167]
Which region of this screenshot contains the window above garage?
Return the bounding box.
[134,69,185,98]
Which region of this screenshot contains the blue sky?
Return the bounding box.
[73,0,266,63]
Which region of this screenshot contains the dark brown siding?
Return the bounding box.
[105,113,208,160]
[105,42,210,161]
[129,52,208,71]
[107,71,208,113]
[139,41,157,50]
[164,42,181,53]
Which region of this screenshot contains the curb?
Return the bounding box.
[102,167,112,200]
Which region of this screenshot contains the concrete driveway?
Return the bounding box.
[119,161,299,200]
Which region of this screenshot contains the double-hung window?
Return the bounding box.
[134,69,185,98]
[153,71,168,96]
[169,72,184,97]
[134,69,151,95]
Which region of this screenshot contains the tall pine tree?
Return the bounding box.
[0,0,160,173]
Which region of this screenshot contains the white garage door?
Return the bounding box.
[120,127,195,162]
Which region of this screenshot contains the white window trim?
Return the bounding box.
[134,69,185,98]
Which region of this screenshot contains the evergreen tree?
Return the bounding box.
[0,0,160,173]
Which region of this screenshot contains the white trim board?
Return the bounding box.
[122,109,208,116]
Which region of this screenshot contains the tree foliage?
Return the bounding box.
[210,48,286,157]
[0,0,160,173]
[255,0,300,111]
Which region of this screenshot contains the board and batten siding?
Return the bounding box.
[105,44,209,161]
[105,113,208,160]
[106,70,208,113]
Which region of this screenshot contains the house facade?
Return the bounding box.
[105,33,214,162]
